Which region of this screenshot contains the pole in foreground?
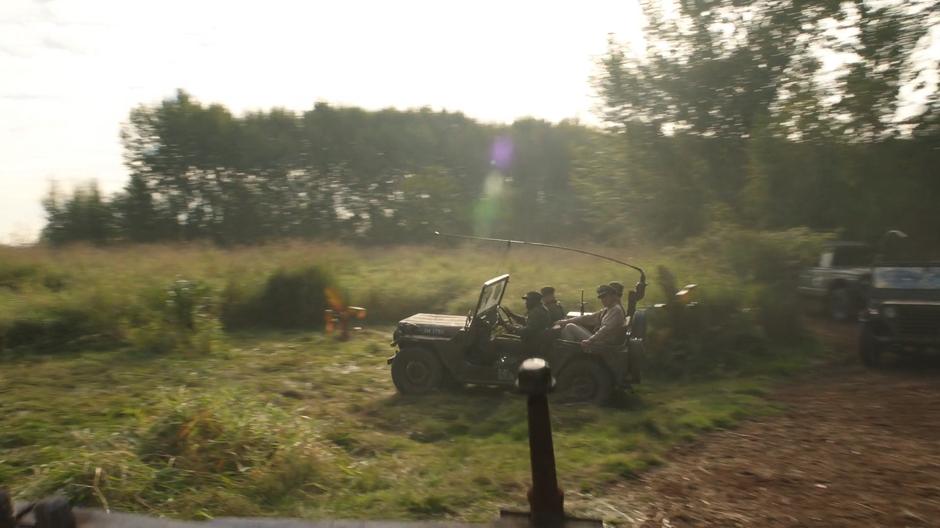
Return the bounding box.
[498,358,602,527]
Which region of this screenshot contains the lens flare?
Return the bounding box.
[473,170,507,236]
[482,170,505,196]
[490,136,514,171]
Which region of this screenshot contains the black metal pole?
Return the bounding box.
[0,489,14,528]
[516,358,564,524]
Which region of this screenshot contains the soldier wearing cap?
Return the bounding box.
[554,283,626,350]
[509,291,552,354]
[540,286,566,323]
[608,281,625,298]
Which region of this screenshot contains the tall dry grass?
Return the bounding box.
[1,227,830,373]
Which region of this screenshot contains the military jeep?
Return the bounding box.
[859,261,940,366]
[388,274,647,403]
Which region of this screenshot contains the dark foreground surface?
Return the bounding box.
[13,506,595,527]
[609,321,940,527]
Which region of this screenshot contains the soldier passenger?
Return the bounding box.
[555,284,626,350]
[540,286,566,323]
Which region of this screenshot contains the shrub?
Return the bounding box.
[221,265,334,330]
[713,226,830,282]
[754,282,806,343]
[645,266,766,378]
[128,279,222,355]
[0,293,127,352]
[715,228,826,343]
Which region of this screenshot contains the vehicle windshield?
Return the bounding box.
[475,274,509,317]
[872,266,940,290]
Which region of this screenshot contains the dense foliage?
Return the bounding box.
[40,1,939,247]
[592,0,940,245]
[51,98,586,245]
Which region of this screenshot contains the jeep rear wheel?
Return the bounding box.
[391,348,443,394]
[555,359,613,404]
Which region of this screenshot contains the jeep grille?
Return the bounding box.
[895,304,940,338]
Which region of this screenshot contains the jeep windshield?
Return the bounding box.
[873,266,940,290]
[474,274,509,318]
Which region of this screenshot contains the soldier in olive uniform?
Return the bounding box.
[509,291,552,356]
[540,286,566,322]
[555,284,626,350]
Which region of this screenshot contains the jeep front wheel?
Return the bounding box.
[555,359,613,404]
[391,348,443,394]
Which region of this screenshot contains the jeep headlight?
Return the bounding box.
[882,306,898,319]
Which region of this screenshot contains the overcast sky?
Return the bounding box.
[0,0,644,244]
[2,1,937,245]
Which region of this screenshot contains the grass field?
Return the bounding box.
[0,236,826,523]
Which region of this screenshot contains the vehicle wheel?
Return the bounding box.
[828,287,852,322]
[858,325,882,368]
[391,348,443,394]
[555,359,613,404]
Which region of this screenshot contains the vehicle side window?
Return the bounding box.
[819,251,834,268]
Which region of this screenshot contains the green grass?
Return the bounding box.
[0,236,828,523]
[0,240,732,327]
[0,328,820,523]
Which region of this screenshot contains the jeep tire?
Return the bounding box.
[555,359,613,404]
[391,348,443,394]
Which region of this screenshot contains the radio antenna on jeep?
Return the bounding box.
[434,231,648,312]
[434,231,646,277]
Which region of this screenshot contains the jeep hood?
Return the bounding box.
[397,313,467,338]
[399,313,468,327]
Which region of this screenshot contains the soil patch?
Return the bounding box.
[609,322,940,527]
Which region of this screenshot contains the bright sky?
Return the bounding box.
[0,0,644,244]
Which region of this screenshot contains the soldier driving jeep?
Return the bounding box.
[506,290,552,356]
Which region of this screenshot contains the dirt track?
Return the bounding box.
[614,321,940,527]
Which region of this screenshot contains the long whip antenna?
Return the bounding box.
[434,231,646,278]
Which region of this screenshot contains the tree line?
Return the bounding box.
[42,0,940,247]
